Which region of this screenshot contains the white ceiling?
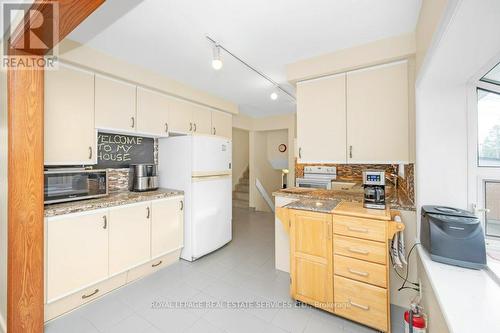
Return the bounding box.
[69,0,422,117]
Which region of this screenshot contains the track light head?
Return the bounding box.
[212,45,223,70]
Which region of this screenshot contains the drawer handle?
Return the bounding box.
[152,260,163,267]
[349,299,370,311]
[165,122,169,133]
[347,226,369,233]
[180,200,184,211]
[82,289,99,299]
[130,116,135,128]
[146,206,150,219]
[348,247,370,255]
[102,215,107,229]
[88,146,93,160]
[348,268,369,277]
[193,123,197,132]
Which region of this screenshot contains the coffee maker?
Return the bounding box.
[362,170,386,210]
[129,164,159,192]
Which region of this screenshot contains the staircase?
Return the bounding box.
[233,168,249,208]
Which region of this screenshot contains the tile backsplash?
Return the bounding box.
[295,161,415,203]
[107,168,130,192]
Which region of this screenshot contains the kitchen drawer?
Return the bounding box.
[334,255,387,288]
[334,235,386,265]
[333,215,386,242]
[45,272,127,322]
[126,250,181,283]
[334,276,388,332]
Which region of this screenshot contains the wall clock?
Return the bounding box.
[278,144,287,153]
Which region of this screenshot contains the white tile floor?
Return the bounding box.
[45,207,405,333]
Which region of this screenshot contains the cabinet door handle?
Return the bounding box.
[102,215,107,229]
[213,127,216,135]
[347,226,369,233]
[193,123,197,132]
[82,289,99,299]
[299,147,302,159]
[146,206,150,219]
[180,200,184,211]
[348,247,369,255]
[189,122,193,131]
[348,268,369,277]
[348,299,370,311]
[165,122,169,134]
[88,146,93,160]
[152,260,163,267]
[131,116,135,128]
[349,145,353,158]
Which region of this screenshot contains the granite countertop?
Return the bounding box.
[45,188,184,217]
[273,185,415,211]
[284,198,341,213]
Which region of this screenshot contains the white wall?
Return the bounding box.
[415,0,500,331]
[0,47,8,333]
[232,128,249,189]
[266,129,288,171]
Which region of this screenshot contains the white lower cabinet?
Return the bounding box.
[46,210,109,303]
[45,196,184,321]
[151,197,184,258]
[109,202,152,275]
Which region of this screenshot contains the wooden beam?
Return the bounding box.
[9,0,105,55]
[7,57,45,333]
[7,1,104,331]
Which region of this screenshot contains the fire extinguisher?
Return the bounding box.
[404,303,426,333]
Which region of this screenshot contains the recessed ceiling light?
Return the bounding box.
[270,92,278,100]
[212,45,223,70]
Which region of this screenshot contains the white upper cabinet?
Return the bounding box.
[346,61,409,163]
[211,110,232,139]
[95,74,137,132]
[45,64,96,165]
[136,87,169,136]
[169,97,196,134]
[151,197,184,258]
[297,73,347,163]
[192,105,212,135]
[109,202,151,275]
[46,210,109,302]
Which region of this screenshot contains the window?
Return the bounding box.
[485,181,500,238]
[469,61,500,247]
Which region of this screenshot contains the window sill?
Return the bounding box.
[417,246,500,333]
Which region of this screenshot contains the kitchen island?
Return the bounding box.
[275,197,404,332]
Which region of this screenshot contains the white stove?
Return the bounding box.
[296,166,337,189]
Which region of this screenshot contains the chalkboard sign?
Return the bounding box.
[96,132,154,168]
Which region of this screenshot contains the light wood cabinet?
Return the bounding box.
[296,73,347,163]
[211,110,232,139]
[192,105,212,135]
[136,87,169,136]
[109,202,151,275]
[151,197,184,258]
[346,61,409,163]
[334,276,388,332]
[46,210,109,302]
[281,202,405,332]
[44,64,96,165]
[289,210,333,311]
[95,74,137,132]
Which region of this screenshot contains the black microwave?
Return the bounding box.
[44,168,108,204]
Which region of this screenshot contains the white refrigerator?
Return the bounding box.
[158,135,232,261]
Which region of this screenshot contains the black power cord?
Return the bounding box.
[398,243,421,292]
